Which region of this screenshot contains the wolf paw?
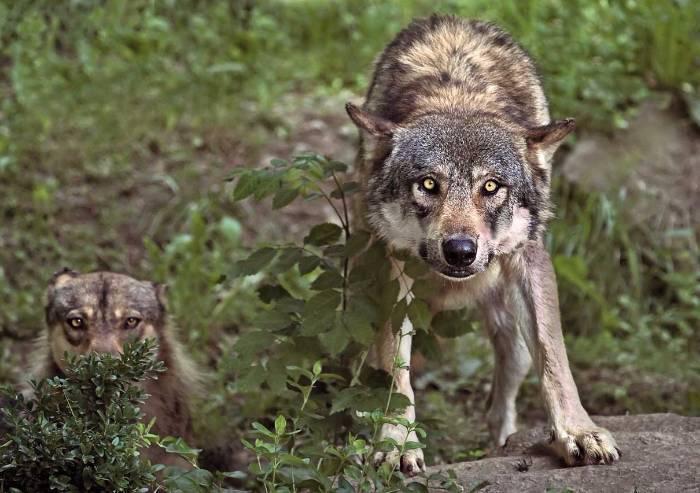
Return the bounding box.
[372,424,425,477]
[373,448,425,477]
[551,425,621,466]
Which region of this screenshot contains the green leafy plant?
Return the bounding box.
[225,153,468,491]
[0,340,229,493]
[0,340,163,491]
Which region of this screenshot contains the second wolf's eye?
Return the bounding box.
[420,177,438,193]
[67,317,84,329]
[125,317,140,329]
[483,180,500,194]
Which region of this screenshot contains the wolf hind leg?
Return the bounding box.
[483,298,532,447]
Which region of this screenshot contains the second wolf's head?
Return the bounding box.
[44,269,167,371]
[347,104,573,280]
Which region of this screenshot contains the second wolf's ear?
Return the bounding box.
[153,283,169,311]
[525,118,575,152]
[46,268,79,322]
[49,267,80,288]
[345,103,396,138]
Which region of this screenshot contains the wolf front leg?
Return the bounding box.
[512,241,620,466]
[482,294,532,447]
[372,275,425,476]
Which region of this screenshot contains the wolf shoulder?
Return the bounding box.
[367,14,549,128]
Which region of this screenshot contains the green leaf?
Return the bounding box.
[344,230,371,257]
[272,186,299,209]
[391,298,407,333]
[323,160,348,174]
[304,223,343,246]
[330,180,360,198]
[348,264,375,287]
[298,255,321,275]
[253,309,292,331]
[267,358,288,394]
[404,481,429,492]
[431,309,473,338]
[271,247,303,274]
[412,278,438,300]
[319,324,350,355]
[257,284,291,303]
[222,471,247,479]
[354,241,392,284]
[404,257,430,278]
[311,270,344,290]
[160,436,201,458]
[217,216,242,244]
[323,244,347,257]
[275,297,305,314]
[237,365,268,392]
[162,468,215,491]
[403,441,425,451]
[302,290,341,335]
[252,422,275,439]
[253,173,281,200]
[413,331,442,361]
[274,415,286,435]
[234,247,278,276]
[378,279,400,326]
[234,331,271,355]
[278,453,310,466]
[385,391,413,414]
[330,387,368,414]
[232,172,258,201]
[344,295,379,345]
[407,298,431,331]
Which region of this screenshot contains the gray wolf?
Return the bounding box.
[346,15,619,475]
[28,268,199,468]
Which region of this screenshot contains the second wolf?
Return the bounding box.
[346,15,620,475]
[28,269,199,469]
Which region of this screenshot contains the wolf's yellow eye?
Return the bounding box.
[125,317,140,329]
[67,317,84,329]
[421,177,437,192]
[483,180,499,194]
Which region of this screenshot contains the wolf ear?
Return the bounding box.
[345,103,396,137]
[153,283,169,311]
[49,267,80,287]
[525,118,575,152]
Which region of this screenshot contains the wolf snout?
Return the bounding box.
[442,235,477,267]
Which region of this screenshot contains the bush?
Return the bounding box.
[0,340,163,491]
[0,340,230,493]
[224,153,467,491]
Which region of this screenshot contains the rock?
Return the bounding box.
[427,414,700,492]
[560,98,700,229]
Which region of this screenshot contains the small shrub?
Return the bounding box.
[0,340,163,491]
[0,340,227,493]
[226,153,466,491]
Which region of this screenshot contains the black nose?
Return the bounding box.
[442,236,477,267]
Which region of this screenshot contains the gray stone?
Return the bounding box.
[560,98,700,229]
[427,414,700,492]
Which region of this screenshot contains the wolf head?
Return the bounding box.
[347,103,573,280]
[45,269,167,371]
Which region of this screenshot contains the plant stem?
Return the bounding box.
[350,349,369,387]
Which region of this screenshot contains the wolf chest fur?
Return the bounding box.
[346,15,619,475]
